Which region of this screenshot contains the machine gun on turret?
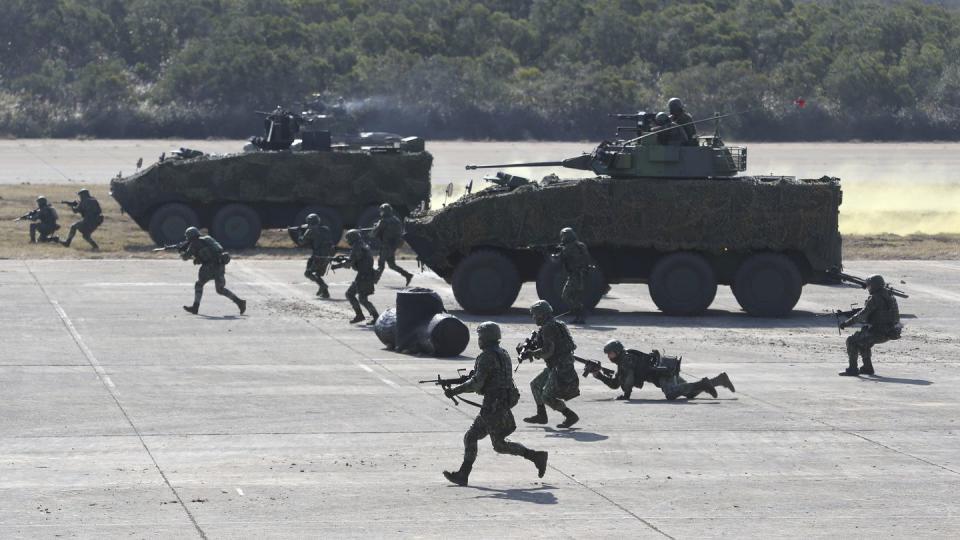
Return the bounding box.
[609,111,657,136]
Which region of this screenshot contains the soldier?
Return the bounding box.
[523,300,581,429]
[61,189,103,250]
[372,203,413,286]
[668,97,697,142]
[180,227,247,315]
[442,322,550,487]
[292,213,334,298]
[653,112,689,146]
[589,340,734,400]
[23,196,60,244]
[554,227,592,324]
[839,274,901,376]
[332,229,379,324]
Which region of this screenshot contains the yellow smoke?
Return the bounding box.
[840,181,960,235]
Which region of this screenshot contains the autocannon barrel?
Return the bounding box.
[466,154,593,171]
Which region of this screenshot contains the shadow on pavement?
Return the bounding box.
[621,398,727,404]
[860,375,933,386]
[466,484,558,504]
[537,427,609,442]
[198,314,240,320]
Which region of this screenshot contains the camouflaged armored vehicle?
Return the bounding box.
[404,117,843,317]
[111,139,432,249]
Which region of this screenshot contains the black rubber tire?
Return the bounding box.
[356,205,382,249]
[732,253,803,317]
[294,205,344,242]
[452,250,522,315]
[535,259,606,313]
[148,203,199,246]
[211,203,262,249]
[648,252,718,316]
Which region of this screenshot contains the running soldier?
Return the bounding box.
[523,300,581,429]
[291,213,334,298]
[179,227,247,315]
[61,189,103,250]
[371,203,413,286]
[332,229,379,324]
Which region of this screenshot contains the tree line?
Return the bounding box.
[2,0,960,140]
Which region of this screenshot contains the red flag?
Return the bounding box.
[793,98,807,108]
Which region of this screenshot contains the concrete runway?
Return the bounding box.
[2,258,958,538]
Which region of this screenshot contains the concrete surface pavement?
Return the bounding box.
[1,258,958,538]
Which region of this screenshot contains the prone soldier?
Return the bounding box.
[522,300,581,429]
[332,229,379,324]
[290,213,334,298]
[554,227,593,324]
[60,189,103,250]
[667,97,697,142]
[587,340,733,400]
[371,203,413,286]
[442,322,549,487]
[838,274,901,376]
[179,227,247,315]
[18,196,60,244]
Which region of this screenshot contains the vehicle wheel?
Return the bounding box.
[148,203,199,246]
[452,250,522,315]
[356,205,382,249]
[535,259,606,313]
[733,253,802,317]
[295,206,344,242]
[648,252,717,315]
[211,203,262,249]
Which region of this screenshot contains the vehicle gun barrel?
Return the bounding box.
[466,154,594,171]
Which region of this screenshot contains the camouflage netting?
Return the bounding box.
[406,175,842,275]
[111,150,432,218]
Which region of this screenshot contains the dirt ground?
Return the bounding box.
[1,182,957,260]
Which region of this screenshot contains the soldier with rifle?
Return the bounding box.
[429,322,548,487]
[837,274,902,376]
[172,227,246,315]
[520,300,581,429]
[60,189,103,250]
[289,213,334,298]
[554,227,593,324]
[17,196,60,244]
[371,203,413,286]
[668,97,697,142]
[583,340,734,400]
[331,229,379,324]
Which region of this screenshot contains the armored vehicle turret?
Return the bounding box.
[405,116,841,317]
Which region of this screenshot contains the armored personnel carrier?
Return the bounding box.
[111,135,431,249]
[404,116,843,317]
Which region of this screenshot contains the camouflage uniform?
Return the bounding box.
[181,229,246,315]
[524,301,581,428]
[592,341,733,400]
[372,204,413,286]
[62,191,103,249]
[295,219,334,298]
[27,199,60,243]
[668,97,697,143]
[556,228,592,324]
[443,322,548,486]
[840,278,901,376]
[334,230,379,324]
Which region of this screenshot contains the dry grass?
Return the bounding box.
[1,183,957,260]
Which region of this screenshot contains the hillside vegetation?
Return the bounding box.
[2,0,959,140]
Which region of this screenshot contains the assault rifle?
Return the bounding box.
[152,241,188,253]
[525,243,562,257]
[833,306,863,335]
[574,356,616,378]
[13,210,38,222]
[829,269,908,298]
[515,329,542,371]
[60,200,79,210]
[419,369,480,407]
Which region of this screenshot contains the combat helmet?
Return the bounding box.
[655,112,670,126]
[560,227,577,244]
[530,300,553,320]
[306,213,321,225]
[77,189,91,198]
[668,97,684,115]
[379,203,394,216]
[184,226,201,240]
[345,229,362,244]
[476,321,502,344]
[36,196,48,206]
[603,339,625,356]
[866,274,885,291]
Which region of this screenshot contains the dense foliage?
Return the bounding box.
[2,0,960,140]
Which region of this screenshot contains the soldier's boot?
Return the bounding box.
[710,372,736,393]
[183,290,202,314]
[401,269,413,287]
[443,464,471,486]
[557,408,579,429]
[839,349,860,376]
[236,298,247,315]
[84,235,99,250]
[523,405,548,424]
[61,228,75,247]
[349,306,365,324]
[860,352,875,375]
[365,308,380,326]
[525,450,549,478]
[700,377,718,398]
[615,393,631,400]
[316,281,330,298]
